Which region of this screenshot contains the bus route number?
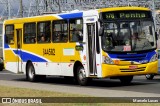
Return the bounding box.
[43,48,55,56]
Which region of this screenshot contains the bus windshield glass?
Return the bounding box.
[102,20,156,52]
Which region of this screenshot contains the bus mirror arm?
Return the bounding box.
[155,32,158,40]
[99,27,104,36]
[98,18,104,36]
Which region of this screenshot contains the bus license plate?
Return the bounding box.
[129,66,138,69]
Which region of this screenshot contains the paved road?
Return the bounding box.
[0,70,160,97]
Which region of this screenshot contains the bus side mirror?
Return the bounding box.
[155,32,158,40]
[149,26,153,35]
[99,26,104,36]
[98,18,104,36]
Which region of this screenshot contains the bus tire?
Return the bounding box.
[76,66,88,86]
[145,74,154,80]
[0,66,3,71]
[119,76,133,85]
[0,59,4,71]
[26,62,37,82]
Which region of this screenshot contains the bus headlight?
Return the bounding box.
[150,54,157,62]
[102,56,114,64]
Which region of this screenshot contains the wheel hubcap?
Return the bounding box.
[78,68,86,82]
[28,66,34,79]
[146,74,151,78]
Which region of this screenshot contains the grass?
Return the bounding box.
[0,85,159,106]
[0,85,85,97]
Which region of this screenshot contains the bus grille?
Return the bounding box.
[117,54,147,61]
[120,67,146,72]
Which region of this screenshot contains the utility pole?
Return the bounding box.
[36,0,39,16]
[45,0,48,12]
[19,0,23,17]
[57,0,62,13]
[151,0,157,31]
[7,0,11,19]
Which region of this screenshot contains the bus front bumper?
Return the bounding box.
[101,61,158,78]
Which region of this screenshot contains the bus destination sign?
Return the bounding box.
[102,11,151,19]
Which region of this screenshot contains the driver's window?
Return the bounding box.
[104,23,118,41]
[106,23,117,29]
[130,22,140,35]
[141,21,155,45]
[119,22,130,45]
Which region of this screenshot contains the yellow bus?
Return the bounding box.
[3,7,158,85]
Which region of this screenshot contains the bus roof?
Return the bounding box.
[4,11,83,24]
[4,6,151,24]
[98,6,150,12]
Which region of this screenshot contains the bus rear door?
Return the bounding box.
[84,16,101,77]
[4,24,23,73]
[16,28,23,73]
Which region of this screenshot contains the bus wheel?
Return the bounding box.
[26,62,36,82]
[145,74,154,80]
[0,58,4,71]
[0,64,3,71]
[76,66,88,86]
[0,65,3,71]
[119,76,133,85]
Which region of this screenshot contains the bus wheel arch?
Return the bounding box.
[73,61,89,86]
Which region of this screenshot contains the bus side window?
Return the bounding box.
[5,35,9,44]
[24,23,36,44]
[5,25,14,44]
[69,18,83,42]
[52,20,68,43]
[10,39,14,44]
[37,21,51,43]
[55,32,61,41]
[61,33,68,42]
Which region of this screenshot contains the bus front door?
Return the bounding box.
[16,29,22,73]
[87,23,98,76]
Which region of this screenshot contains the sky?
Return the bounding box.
[0,0,160,18]
[0,0,29,17]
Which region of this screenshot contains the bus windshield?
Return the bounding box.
[102,20,156,52]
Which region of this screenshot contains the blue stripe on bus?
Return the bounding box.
[13,50,47,62]
[4,34,10,48]
[108,51,156,63]
[58,12,83,19]
[4,44,9,48]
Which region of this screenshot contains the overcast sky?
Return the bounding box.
[1,0,160,17]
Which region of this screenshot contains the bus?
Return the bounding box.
[3,7,158,85]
